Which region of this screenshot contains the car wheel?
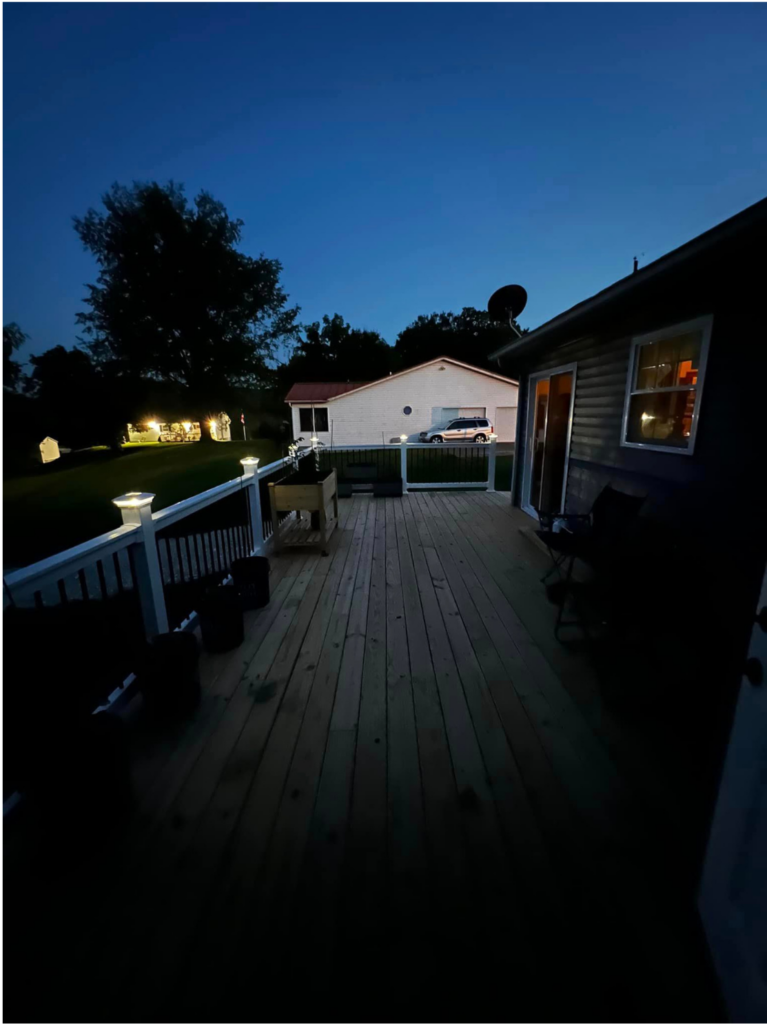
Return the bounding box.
[431,435,444,443]
[474,433,487,443]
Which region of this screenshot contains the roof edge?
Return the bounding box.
[284,357,518,404]
[490,195,767,362]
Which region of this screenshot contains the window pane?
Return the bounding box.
[676,331,701,385]
[636,342,658,390]
[313,408,329,432]
[625,391,697,449]
[656,337,678,388]
[299,408,314,432]
[636,331,702,390]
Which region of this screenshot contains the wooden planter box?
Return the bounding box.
[269,467,338,553]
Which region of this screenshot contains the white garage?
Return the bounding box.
[285,357,519,445]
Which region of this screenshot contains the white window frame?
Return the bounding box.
[298,406,328,433]
[620,314,713,456]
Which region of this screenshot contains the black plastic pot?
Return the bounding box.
[141,630,201,719]
[230,556,270,610]
[198,585,244,653]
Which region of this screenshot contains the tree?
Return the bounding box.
[74,181,300,440]
[281,313,392,384]
[4,323,28,392]
[25,345,128,449]
[393,307,524,373]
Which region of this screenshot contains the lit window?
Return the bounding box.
[621,316,712,454]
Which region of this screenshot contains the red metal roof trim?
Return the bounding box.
[284,381,370,402]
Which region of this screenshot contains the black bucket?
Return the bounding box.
[198,585,244,653]
[230,556,270,610]
[141,631,201,719]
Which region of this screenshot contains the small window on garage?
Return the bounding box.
[298,407,329,432]
[299,408,314,432]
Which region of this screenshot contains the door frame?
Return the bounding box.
[521,362,577,519]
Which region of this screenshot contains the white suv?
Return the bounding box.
[419,417,493,443]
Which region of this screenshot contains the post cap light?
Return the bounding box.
[240,456,260,467]
[488,433,498,441]
[310,435,318,443]
[400,434,408,441]
[112,491,155,509]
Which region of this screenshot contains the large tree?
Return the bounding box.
[74,181,299,439]
[393,307,523,373]
[4,323,28,392]
[282,313,392,384]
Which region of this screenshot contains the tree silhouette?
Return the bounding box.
[393,307,523,373]
[282,313,391,383]
[74,181,299,440]
[3,323,28,392]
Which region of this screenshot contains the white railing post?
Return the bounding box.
[487,434,498,492]
[240,457,263,555]
[112,492,169,636]
[400,435,409,494]
[311,435,321,474]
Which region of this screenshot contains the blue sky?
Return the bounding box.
[4,3,766,361]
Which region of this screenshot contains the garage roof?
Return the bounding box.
[285,357,517,404]
[284,381,369,402]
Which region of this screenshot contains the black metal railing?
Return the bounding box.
[318,447,400,483]
[406,445,488,484]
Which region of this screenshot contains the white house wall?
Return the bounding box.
[289,361,518,444]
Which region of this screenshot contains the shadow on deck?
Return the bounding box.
[5,491,721,1022]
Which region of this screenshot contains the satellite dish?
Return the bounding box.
[488,284,527,327]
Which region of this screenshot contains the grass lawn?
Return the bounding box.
[4,442,513,570]
[3,440,282,569]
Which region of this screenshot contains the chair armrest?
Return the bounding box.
[535,509,592,532]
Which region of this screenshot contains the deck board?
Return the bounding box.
[7,491,721,1024]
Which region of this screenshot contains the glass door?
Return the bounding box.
[521,365,576,518]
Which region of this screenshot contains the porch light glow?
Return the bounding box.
[182,422,192,431]
[112,491,155,509]
[147,421,159,430]
[240,457,260,467]
[209,420,216,428]
[641,413,655,421]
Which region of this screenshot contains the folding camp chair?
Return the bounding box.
[535,485,645,638]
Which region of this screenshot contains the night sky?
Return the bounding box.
[4,2,766,362]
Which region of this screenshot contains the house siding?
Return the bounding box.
[289,360,518,445]
[515,304,761,524]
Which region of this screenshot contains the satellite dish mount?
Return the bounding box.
[487,284,528,338]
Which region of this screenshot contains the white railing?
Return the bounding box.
[3,449,310,629]
[3,438,496,642]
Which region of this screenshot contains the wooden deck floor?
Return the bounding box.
[6,492,720,1022]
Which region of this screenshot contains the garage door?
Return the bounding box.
[494,406,517,441]
[459,407,486,417]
